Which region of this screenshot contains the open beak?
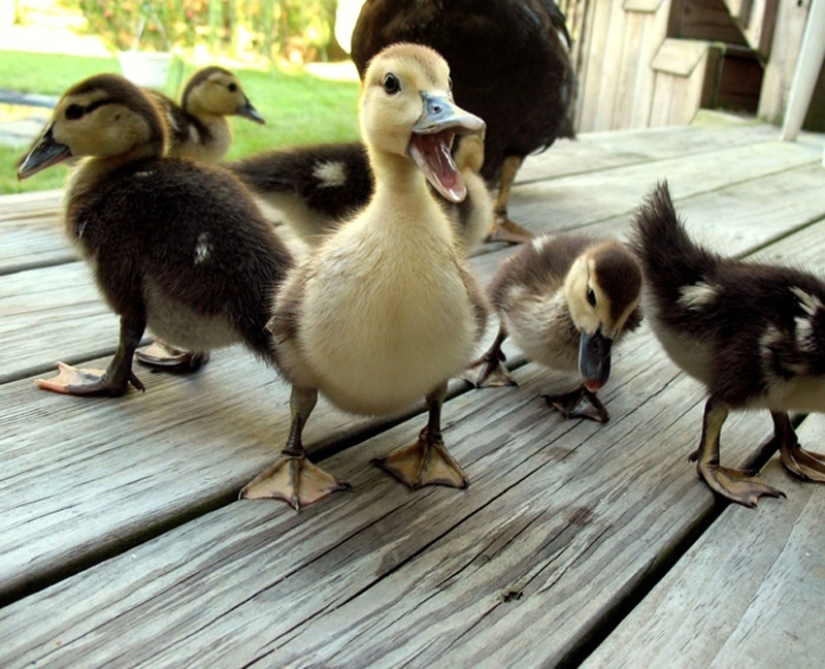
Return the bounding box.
[17,123,72,180]
[578,328,613,392]
[236,97,265,124]
[408,93,485,203]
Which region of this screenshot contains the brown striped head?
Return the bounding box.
[182,66,264,123]
[18,73,165,178]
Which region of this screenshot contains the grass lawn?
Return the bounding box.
[1,51,361,194]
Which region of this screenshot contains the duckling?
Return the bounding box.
[466,233,642,422]
[146,66,264,163]
[632,181,825,508]
[240,43,489,508]
[17,73,294,401]
[350,0,576,243]
[229,132,492,253]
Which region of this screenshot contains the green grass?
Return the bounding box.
[0,50,361,194]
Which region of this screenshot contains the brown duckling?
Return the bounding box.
[17,73,293,398]
[229,132,492,253]
[466,233,642,422]
[350,0,576,243]
[240,43,489,508]
[632,181,825,507]
[146,66,264,163]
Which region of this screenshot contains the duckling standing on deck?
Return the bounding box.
[135,66,265,371]
[146,66,264,163]
[229,132,492,253]
[465,233,642,422]
[241,43,489,508]
[17,74,294,400]
[633,182,825,507]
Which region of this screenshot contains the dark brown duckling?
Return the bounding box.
[17,73,293,399]
[229,132,492,253]
[146,65,264,163]
[240,43,488,509]
[466,233,642,422]
[632,181,825,508]
[350,0,576,243]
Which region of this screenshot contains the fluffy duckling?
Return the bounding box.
[17,73,293,398]
[229,132,492,253]
[351,0,576,243]
[633,182,825,507]
[146,66,264,163]
[240,43,489,508]
[466,233,642,422]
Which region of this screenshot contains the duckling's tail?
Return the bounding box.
[631,181,717,291]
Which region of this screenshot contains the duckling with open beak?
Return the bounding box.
[241,43,489,508]
[466,233,642,422]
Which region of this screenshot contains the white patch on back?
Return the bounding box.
[790,286,823,316]
[530,234,554,255]
[678,281,718,310]
[194,232,211,264]
[312,161,347,188]
[795,316,814,352]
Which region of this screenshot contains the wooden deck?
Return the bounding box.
[2,112,825,667]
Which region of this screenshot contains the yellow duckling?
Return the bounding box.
[241,43,489,508]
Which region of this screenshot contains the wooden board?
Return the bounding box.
[582,414,825,668]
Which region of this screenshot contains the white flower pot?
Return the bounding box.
[118,50,173,90]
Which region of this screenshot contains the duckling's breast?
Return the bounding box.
[297,216,481,415]
[502,286,579,372]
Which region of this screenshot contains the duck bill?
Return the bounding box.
[578,329,612,392]
[18,124,72,180]
[237,97,265,125]
[408,93,485,203]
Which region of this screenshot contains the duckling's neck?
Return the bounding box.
[369,150,444,225]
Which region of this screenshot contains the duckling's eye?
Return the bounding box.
[227,82,238,93]
[65,104,84,120]
[383,73,400,95]
[587,288,597,307]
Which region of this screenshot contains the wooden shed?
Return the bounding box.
[563,0,824,131]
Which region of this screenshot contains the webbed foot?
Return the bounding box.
[543,386,609,423]
[373,427,469,490]
[135,340,210,373]
[694,460,786,508]
[36,361,145,396]
[240,454,351,510]
[780,440,825,482]
[462,352,516,388]
[487,214,534,244]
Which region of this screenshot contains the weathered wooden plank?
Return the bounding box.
[581,415,825,669]
[514,141,825,236]
[0,325,777,668]
[583,161,825,252]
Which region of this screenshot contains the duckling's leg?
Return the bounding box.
[240,386,351,509]
[372,382,469,489]
[773,411,825,482]
[37,316,146,396]
[689,399,786,508]
[543,385,610,423]
[135,340,210,373]
[462,325,517,388]
[487,156,534,244]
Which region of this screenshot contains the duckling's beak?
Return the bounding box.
[237,97,265,124]
[579,329,612,391]
[409,93,485,203]
[17,123,72,179]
